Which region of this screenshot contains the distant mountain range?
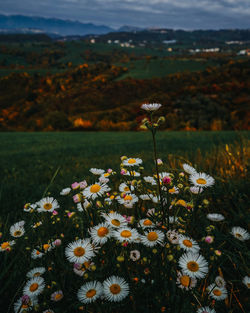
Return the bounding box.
[0,14,116,36]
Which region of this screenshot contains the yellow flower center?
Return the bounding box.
[90,184,101,193]
[187,261,199,272]
[147,231,158,241]
[110,284,121,294]
[124,195,133,201]
[196,178,207,185]
[97,227,109,237]
[43,203,52,210]
[74,247,85,257]
[43,244,50,251]
[213,289,222,296]
[1,242,10,249]
[124,186,130,191]
[235,233,242,238]
[104,173,110,177]
[183,239,193,247]
[29,283,39,292]
[143,219,152,226]
[83,261,90,269]
[14,230,22,236]
[86,289,96,298]
[111,219,120,227]
[22,304,29,309]
[121,230,132,238]
[180,275,191,287]
[247,283,250,288]
[55,293,63,300]
[169,188,176,193]
[128,158,136,164]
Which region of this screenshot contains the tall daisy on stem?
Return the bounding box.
[141,103,168,226]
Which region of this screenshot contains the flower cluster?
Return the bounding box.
[1,104,249,313]
[0,155,249,313]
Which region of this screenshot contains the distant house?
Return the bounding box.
[162,40,177,44]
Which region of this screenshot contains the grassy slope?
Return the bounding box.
[116,59,217,80]
[0,131,249,221]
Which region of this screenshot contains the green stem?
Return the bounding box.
[150,119,168,228]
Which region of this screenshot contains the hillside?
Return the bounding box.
[0,58,249,131]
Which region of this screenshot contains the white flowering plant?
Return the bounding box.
[0,104,249,313]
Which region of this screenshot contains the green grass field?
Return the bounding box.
[116,59,217,80]
[0,131,249,221]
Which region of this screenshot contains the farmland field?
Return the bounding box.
[0,131,249,220]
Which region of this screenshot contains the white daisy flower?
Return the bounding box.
[14,296,38,313]
[130,250,140,261]
[242,276,250,289]
[65,239,95,263]
[23,276,45,297]
[77,203,84,212]
[60,187,71,195]
[182,163,197,175]
[113,227,140,243]
[89,222,113,245]
[102,212,128,228]
[215,276,226,288]
[32,221,42,229]
[77,281,103,304]
[123,170,140,177]
[190,172,215,188]
[103,276,129,302]
[231,226,250,241]
[26,267,46,278]
[178,252,208,279]
[122,158,142,167]
[89,168,105,175]
[51,290,63,302]
[24,203,37,212]
[143,176,157,185]
[152,195,161,203]
[190,186,203,194]
[207,213,225,222]
[141,103,162,111]
[99,176,109,184]
[119,183,134,194]
[140,230,165,247]
[73,261,93,276]
[116,193,138,208]
[10,222,25,238]
[179,235,200,253]
[138,218,155,229]
[31,249,44,259]
[167,230,179,244]
[176,271,197,290]
[139,194,151,200]
[207,283,228,300]
[82,183,110,200]
[197,307,216,313]
[168,186,179,194]
[37,197,59,213]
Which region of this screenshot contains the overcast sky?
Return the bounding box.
[0,0,249,29]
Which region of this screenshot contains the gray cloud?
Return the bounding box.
[0,0,249,28]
